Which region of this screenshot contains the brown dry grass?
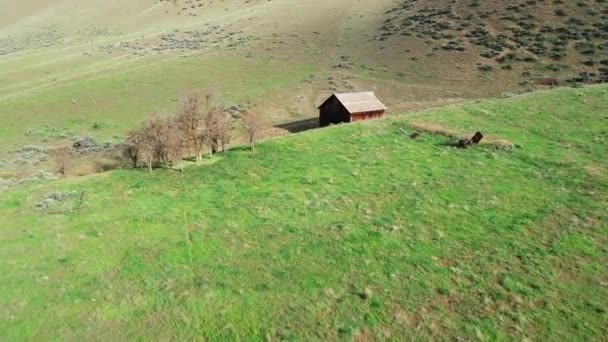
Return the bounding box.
[585,164,606,179]
[409,121,514,149]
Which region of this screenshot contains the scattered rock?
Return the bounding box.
[355,287,373,300]
[224,104,249,119]
[34,190,78,211]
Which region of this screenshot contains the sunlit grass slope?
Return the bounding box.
[0,85,607,340]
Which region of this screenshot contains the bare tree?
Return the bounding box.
[215,113,234,153]
[142,116,164,165]
[187,90,225,157]
[164,119,186,171]
[175,93,204,161]
[240,109,268,151]
[138,117,160,171]
[122,130,144,168]
[135,115,179,171]
[120,89,233,170]
[201,106,221,157]
[50,146,72,177]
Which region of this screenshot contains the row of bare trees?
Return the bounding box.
[122,91,267,171]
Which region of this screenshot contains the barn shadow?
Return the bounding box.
[274,118,319,133]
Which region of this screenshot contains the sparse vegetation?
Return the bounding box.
[379,0,608,83]
[240,109,269,151]
[1,1,608,339]
[1,84,607,340]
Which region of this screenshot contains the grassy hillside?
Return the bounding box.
[1,85,606,340]
[2,0,606,164]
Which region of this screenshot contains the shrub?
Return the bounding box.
[478,64,494,72]
[50,146,72,177]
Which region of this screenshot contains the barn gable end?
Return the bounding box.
[318,91,386,127]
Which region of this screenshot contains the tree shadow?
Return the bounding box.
[275,118,319,133]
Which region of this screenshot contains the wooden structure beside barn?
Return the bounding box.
[318,92,386,127]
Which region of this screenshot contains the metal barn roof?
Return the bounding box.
[319,91,386,114]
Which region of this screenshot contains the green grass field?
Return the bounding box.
[6,0,606,163]
[1,85,606,340]
[0,54,317,155]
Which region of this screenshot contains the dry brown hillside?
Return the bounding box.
[377,0,608,84]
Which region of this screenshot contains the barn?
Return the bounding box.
[318,92,386,127]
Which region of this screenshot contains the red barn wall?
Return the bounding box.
[351,110,385,122]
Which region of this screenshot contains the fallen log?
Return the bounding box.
[458,131,484,148]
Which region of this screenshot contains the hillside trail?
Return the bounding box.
[0,0,67,35]
[303,0,358,108]
[0,55,178,101]
[0,0,286,100]
[328,0,357,67]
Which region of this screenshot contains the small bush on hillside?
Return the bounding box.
[240,110,270,152]
[479,64,494,72]
[50,147,72,177]
[34,191,79,211]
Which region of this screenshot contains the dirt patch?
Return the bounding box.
[409,122,460,137]
[585,164,606,179]
[392,307,417,327]
[409,122,514,149]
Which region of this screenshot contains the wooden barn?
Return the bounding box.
[318,92,386,127]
